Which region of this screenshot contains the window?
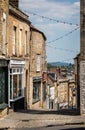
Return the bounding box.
[36,54,40,71]
[33,80,41,103]
[0,69,5,104]
[13,75,22,98]
[25,31,28,55]
[10,68,24,100]
[2,12,6,54]
[19,29,22,55]
[43,83,46,101]
[13,26,17,55]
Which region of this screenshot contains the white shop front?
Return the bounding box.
[8,59,26,110]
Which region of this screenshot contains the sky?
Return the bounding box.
[19,0,80,63]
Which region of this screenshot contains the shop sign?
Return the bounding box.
[10,60,26,67]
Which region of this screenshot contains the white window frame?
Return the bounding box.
[9,68,24,101]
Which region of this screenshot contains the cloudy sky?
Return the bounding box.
[19,0,80,63]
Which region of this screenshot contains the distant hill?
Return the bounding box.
[48,62,73,67]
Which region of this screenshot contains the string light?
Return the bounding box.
[23,10,80,44]
[21,10,79,63]
[24,10,79,27]
[47,26,80,44]
[47,45,79,53]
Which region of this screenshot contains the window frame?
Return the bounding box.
[9,68,24,101]
[32,80,41,103]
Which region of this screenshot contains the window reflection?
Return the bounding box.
[10,68,23,100]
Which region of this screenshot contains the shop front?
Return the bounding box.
[0,59,8,115]
[8,59,26,111]
[31,77,42,108]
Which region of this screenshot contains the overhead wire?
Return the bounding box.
[47,26,80,44]
[23,10,80,45]
[47,44,79,53]
[24,10,79,27]
[47,57,75,63]
[23,10,80,62]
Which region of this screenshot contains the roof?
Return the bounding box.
[30,25,47,40]
[9,2,31,25]
[74,53,80,60]
[58,78,69,83]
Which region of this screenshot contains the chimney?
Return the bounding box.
[9,0,19,7]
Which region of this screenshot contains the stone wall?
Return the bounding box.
[80,0,85,115]
[0,0,9,55]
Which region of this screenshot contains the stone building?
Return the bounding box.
[57,79,76,110]
[57,79,69,109]
[74,53,80,111]
[80,0,85,114]
[68,79,77,109]
[46,72,57,109]
[7,1,31,110]
[0,0,9,116]
[29,25,47,109]
[0,0,47,116]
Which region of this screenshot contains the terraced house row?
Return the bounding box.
[0,0,47,116]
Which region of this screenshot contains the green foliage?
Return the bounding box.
[47,63,52,69]
[47,62,74,71]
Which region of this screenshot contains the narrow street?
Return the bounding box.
[0,109,85,130]
[12,125,85,130]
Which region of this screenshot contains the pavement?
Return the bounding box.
[0,109,85,129]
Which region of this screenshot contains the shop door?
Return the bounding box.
[0,68,8,104]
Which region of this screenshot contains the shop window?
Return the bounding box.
[13,75,22,98]
[0,69,5,104]
[43,83,46,101]
[10,68,24,100]
[33,81,41,103]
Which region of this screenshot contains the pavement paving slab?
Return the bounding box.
[0,109,85,129]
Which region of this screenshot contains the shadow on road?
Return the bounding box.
[62,128,85,130]
[16,108,80,116]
